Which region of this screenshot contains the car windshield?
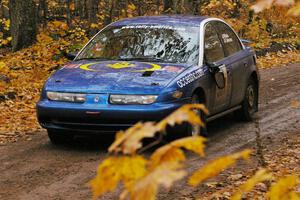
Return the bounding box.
[76,25,200,65]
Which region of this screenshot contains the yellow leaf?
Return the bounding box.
[4,19,10,29]
[90,23,99,29]
[109,104,208,155]
[128,162,186,200]
[37,33,53,43]
[267,175,300,200]
[2,39,9,45]
[89,156,147,200]
[157,104,208,130]
[288,2,300,16]
[0,62,6,71]
[150,146,186,168]
[150,136,206,168]
[188,150,251,186]
[172,136,206,157]
[128,3,136,11]
[231,169,273,200]
[109,122,159,154]
[52,20,68,30]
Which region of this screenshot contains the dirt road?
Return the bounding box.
[1,63,300,200]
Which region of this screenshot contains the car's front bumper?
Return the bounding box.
[36,98,189,134]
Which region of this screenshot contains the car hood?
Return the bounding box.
[46,60,190,94]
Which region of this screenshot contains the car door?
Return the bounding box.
[203,22,232,114]
[213,21,249,107]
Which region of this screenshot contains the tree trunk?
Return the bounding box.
[87,0,99,24]
[66,0,72,26]
[9,0,37,51]
[103,0,114,25]
[76,0,87,19]
[87,0,99,36]
[38,0,48,26]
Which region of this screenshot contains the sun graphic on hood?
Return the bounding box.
[106,62,135,69]
[79,61,162,72]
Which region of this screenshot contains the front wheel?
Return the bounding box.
[235,78,258,121]
[47,129,73,145]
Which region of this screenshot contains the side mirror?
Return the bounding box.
[214,71,226,89]
[64,52,78,60]
[206,62,226,89]
[206,61,221,73]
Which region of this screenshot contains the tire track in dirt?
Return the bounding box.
[0,63,300,200]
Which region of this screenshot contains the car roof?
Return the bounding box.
[110,15,209,27]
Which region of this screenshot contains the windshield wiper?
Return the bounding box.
[117,57,167,63]
[75,56,176,63]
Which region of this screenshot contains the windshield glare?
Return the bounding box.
[76,25,199,65]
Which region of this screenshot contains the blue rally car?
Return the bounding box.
[37,16,259,144]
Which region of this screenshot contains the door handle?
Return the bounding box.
[244,62,248,67]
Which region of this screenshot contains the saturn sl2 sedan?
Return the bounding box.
[36,16,259,145]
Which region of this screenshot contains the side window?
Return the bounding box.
[215,22,242,56]
[204,23,225,63]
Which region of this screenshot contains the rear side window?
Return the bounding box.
[214,22,242,56]
[204,23,225,63]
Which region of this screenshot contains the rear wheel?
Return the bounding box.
[187,94,207,136]
[47,129,73,145]
[235,78,258,121]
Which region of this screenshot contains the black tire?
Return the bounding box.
[47,129,73,145]
[187,94,207,137]
[235,78,258,121]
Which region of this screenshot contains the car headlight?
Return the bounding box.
[46,91,86,103]
[110,95,157,105]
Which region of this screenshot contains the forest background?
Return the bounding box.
[0,0,300,142]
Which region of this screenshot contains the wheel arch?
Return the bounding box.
[249,70,260,111]
[250,70,260,96]
[192,87,207,105]
[250,71,259,86]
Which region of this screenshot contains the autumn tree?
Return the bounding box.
[87,0,99,24]
[74,0,87,19]
[38,0,48,26]
[163,0,205,14]
[87,0,100,36]
[9,0,37,51]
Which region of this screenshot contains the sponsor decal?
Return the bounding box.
[222,33,233,44]
[79,61,162,72]
[177,69,204,88]
[63,63,81,69]
[163,66,183,73]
